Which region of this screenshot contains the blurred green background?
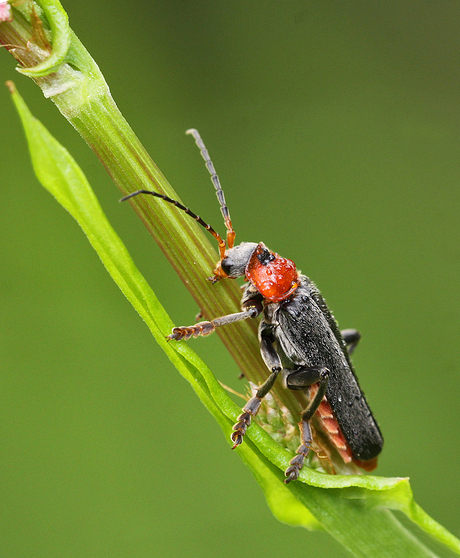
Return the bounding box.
[1,1,460,557]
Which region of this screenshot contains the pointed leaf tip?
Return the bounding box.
[5,80,16,94]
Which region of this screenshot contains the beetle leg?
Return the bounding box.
[284,366,329,483]
[284,419,313,484]
[168,300,262,340]
[341,328,361,356]
[230,364,281,448]
[231,333,282,448]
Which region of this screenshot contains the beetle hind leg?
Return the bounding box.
[284,366,329,483]
[284,419,313,484]
[341,328,361,356]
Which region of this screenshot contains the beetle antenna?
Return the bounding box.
[186,128,236,249]
[120,190,227,259]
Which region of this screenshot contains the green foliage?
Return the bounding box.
[3,0,460,555]
[9,80,460,558]
[15,0,70,76]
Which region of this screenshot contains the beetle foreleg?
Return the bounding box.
[168,304,261,341]
[341,328,361,356]
[284,366,329,482]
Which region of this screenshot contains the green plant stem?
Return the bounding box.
[1,0,306,414]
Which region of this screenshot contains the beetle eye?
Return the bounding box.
[221,257,232,276]
[257,248,275,266]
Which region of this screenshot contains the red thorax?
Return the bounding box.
[245,243,299,303]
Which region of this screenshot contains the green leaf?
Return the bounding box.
[9,82,460,557]
[16,0,71,77]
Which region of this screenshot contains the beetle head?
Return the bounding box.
[213,242,258,280]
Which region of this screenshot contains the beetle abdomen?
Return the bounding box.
[308,384,353,464]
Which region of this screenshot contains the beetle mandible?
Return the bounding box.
[122,129,383,483]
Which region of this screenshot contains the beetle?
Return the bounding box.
[122,129,383,482]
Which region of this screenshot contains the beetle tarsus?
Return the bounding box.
[231,412,251,448]
[284,444,311,483]
[231,396,263,447]
[168,321,215,341]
